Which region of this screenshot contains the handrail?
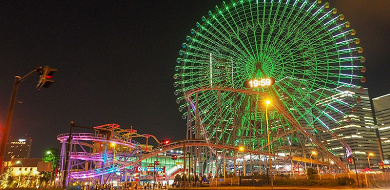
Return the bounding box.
[57,133,139,148]
[70,140,275,179]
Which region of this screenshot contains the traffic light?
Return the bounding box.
[37,66,57,89]
[161,139,170,145]
[171,155,177,160]
[347,157,354,164]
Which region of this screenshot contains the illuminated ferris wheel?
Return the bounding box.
[174,0,365,158]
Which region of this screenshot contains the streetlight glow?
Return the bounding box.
[310,150,317,167]
[238,146,245,152]
[265,98,273,188]
[367,152,375,168]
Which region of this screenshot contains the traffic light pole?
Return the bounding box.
[0,67,42,173]
[353,157,360,187]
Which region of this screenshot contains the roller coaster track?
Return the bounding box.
[60,133,336,179]
[57,133,139,148]
[65,139,273,179]
[184,87,349,172]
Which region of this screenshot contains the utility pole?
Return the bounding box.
[0,66,57,173]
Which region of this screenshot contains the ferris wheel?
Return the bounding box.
[174,0,365,157]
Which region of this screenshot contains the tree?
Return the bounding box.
[42,148,60,170]
[42,147,60,187]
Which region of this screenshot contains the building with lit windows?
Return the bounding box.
[372,93,390,163]
[4,137,32,161]
[1,158,49,188]
[315,87,379,169]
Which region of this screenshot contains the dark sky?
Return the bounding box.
[0,0,389,158]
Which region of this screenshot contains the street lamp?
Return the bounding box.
[46,151,56,186]
[310,150,317,168]
[265,99,273,188]
[46,150,55,168]
[237,146,245,185]
[238,146,245,176]
[110,142,116,189]
[16,161,24,187]
[367,152,374,168]
[16,160,23,166]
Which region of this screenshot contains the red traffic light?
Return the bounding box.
[162,139,170,145]
[36,66,57,89]
[171,155,177,160]
[348,157,354,164]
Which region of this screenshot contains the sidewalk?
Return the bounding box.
[168,186,389,190]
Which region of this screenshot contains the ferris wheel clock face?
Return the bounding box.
[244,78,275,88]
[174,0,366,153]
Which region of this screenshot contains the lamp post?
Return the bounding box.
[238,146,245,185]
[367,152,374,168]
[46,151,55,186]
[265,99,273,188]
[16,161,24,187]
[110,142,116,189]
[310,150,317,168]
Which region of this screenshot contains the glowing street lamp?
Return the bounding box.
[16,160,23,166]
[367,152,374,168]
[238,146,245,176]
[310,150,317,167]
[16,161,23,187]
[110,143,116,189]
[46,151,56,186]
[265,99,273,188]
[46,150,55,164]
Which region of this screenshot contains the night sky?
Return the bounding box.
[0,0,389,158]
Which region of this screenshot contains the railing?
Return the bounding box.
[57,133,139,148]
[68,139,273,179]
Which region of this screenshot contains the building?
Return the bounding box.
[372,93,390,163]
[4,137,32,161]
[315,87,379,169]
[1,158,45,188]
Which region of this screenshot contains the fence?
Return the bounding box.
[204,172,390,188]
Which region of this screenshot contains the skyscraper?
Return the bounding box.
[4,137,32,161]
[372,94,390,163]
[316,87,378,169]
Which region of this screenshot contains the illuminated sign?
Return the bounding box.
[136,166,165,173]
[244,78,275,88]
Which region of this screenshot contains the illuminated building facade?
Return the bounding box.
[315,87,378,169]
[1,158,47,188]
[372,94,390,163]
[5,137,32,161]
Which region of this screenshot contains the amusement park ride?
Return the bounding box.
[58,0,368,187]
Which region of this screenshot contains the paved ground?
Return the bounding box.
[168,186,390,190]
